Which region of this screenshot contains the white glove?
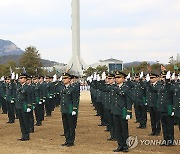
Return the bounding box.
[39,101,42,105]
[166,71,171,79]
[171,112,175,116]
[27,108,31,112]
[97,74,101,81]
[42,99,45,102]
[11,100,14,103]
[126,73,131,79]
[146,74,150,82]
[49,96,52,99]
[171,73,175,80]
[87,77,90,82]
[140,71,144,79]
[72,111,76,116]
[126,115,131,120]
[101,72,106,80]
[145,103,147,106]
[93,73,97,80]
[59,76,63,81]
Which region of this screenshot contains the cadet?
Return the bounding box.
[5,76,16,123]
[146,73,161,136]
[157,72,174,146]
[60,73,79,147]
[15,73,33,141]
[26,75,35,133]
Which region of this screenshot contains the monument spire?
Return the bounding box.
[68,0,87,76]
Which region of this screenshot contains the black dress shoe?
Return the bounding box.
[141,125,146,129]
[61,142,68,146]
[123,148,129,152]
[107,137,116,141]
[66,143,74,147]
[18,138,29,141]
[113,147,123,152]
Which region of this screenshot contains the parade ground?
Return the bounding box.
[0,91,179,154]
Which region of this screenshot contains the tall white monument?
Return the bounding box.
[68,0,87,76]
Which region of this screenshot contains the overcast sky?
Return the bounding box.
[1,0,180,64]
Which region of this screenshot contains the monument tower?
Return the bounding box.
[68,0,87,76]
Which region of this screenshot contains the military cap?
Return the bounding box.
[39,75,44,79]
[107,73,115,79]
[19,73,28,78]
[62,73,72,79]
[134,74,139,78]
[5,76,11,80]
[149,73,159,78]
[33,76,39,79]
[46,76,50,79]
[27,75,32,80]
[115,71,127,78]
[160,71,167,78]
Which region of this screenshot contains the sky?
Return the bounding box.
[1,0,180,65]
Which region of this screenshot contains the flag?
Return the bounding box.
[174,65,179,70]
[161,65,166,71]
[131,67,135,75]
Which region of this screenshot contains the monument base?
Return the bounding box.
[67,56,87,76]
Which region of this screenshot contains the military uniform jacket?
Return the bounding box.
[156,82,174,114]
[15,83,32,109]
[60,84,77,114]
[5,82,16,102]
[112,83,132,116]
[172,81,180,118]
[126,80,146,106]
[146,81,159,108]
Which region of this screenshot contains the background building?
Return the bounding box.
[91,58,123,72]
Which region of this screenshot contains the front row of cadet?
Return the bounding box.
[87,71,180,152]
[0,73,80,145]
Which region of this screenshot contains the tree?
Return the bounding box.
[19,46,43,75]
[83,67,96,77]
[96,65,108,75]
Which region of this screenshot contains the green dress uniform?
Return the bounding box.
[33,81,46,126]
[157,80,175,145]
[146,81,161,135]
[60,83,78,146]
[44,81,52,116]
[127,79,147,128]
[15,82,33,141]
[6,80,16,123]
[172,81,180,129]
[0,81,7,114]
[99,79,116,141]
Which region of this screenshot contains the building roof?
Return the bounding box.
[99,58,123,63]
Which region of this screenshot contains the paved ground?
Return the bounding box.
[0,91,179,154]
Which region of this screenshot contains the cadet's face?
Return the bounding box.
[19,77,26,84]
[46,78,50,82]
[115,77,125,84]
[150,77,156,83]
[26,79,31,84]
[63,78,71,85]
[135,77,139,81]
[6,79,11,83]
[108,78,115,84]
